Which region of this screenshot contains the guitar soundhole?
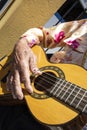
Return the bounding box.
[34,72,56,92]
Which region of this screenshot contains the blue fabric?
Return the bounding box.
[82,125,87,130]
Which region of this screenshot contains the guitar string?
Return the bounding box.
[35,79,87,111]
[41,72,87,97]
[38,72,87,96]
[34,73,87,105]
[37,74,87,105]
[34,75,87,111]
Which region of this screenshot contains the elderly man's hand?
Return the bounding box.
[6,38,41,100]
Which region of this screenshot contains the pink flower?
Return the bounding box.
[67,40,80,49]
[54,31,65,43]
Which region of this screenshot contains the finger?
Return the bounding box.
[13,41,33,95]
[6,73,17,99]
[12,68,23,100]
[11,84,18,99]
[6,72,13,91]
[19,60,33,94]
[29,54,42,75]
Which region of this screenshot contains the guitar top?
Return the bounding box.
[0,45,87,126]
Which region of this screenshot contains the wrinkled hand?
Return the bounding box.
[6,38,41,100]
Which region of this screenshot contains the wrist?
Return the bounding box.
[22,35,39,48]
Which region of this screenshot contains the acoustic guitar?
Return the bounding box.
[0,45,87,129]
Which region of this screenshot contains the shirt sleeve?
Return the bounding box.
[21,19,87,52]
[41,19,87,51]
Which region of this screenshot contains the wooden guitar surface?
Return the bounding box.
[0,45,87,126]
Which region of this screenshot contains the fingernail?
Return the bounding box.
[33,69,42,75]
[17,92,24,100]
[13,95,17,99]
[37,70,42,75]
[18,94,24,100]
[27,87,33,94]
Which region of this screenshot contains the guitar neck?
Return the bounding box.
[42,75,87,114]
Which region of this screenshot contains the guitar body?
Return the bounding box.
[0,45,87,128]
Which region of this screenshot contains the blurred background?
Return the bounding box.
[0,0,87,58]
